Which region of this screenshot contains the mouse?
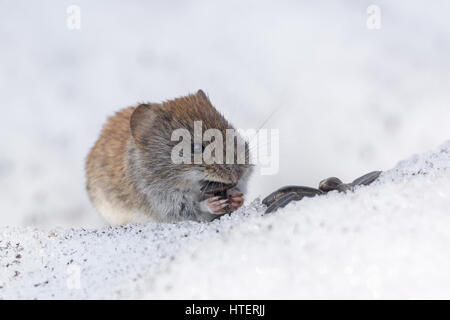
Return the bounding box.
[85,90,253,225]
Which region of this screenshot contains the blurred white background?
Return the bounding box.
[1,0,449,228]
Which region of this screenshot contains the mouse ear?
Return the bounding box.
[130,103,157,146]
[196,89,210,102]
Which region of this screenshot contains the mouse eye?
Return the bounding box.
[191,142,205,155]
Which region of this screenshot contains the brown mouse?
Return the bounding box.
[85,90,253,225]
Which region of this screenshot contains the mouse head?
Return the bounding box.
[130,90,252,188]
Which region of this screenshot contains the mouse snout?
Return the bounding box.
[224,164,245,184]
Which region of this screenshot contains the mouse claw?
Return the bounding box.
[229,192,244,211]
[200,197,229,215]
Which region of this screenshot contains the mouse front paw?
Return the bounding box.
[228,191,244,212]
[200,196,229,215]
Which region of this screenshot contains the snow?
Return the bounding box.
[1,141,450,299]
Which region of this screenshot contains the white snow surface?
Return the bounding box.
[1,141,450,299]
